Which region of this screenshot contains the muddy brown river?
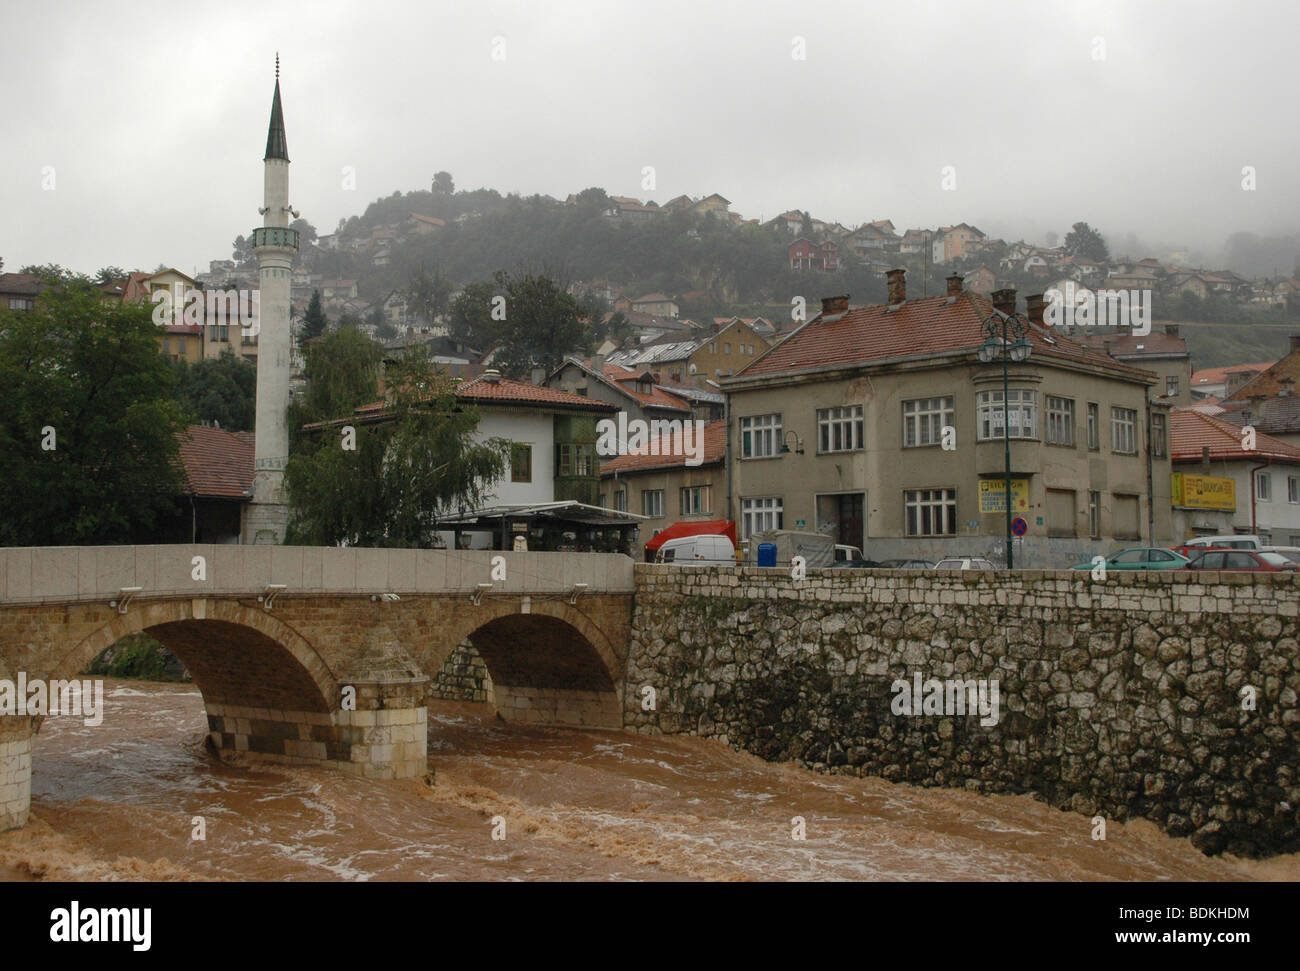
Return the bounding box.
[0,679,1293,881]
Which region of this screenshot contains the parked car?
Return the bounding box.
[830,558,885,568]
[877,558,936,569]
[1173,535,1266,557]
[833,544,866,564]
[933,557,997,570]
[1071,547,1190,571]
[654,534,736,565]
[1185,549,1299,572]
[1260,546,1300,565]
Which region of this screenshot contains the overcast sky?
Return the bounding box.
[2,0,1296,276]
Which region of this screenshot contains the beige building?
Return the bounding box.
[1077,324,1192,406]
[599,420,726,557]
[721,271,1173,568]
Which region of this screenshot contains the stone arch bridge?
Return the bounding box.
[0,546,634,831]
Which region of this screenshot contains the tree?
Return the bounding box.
[432,171,455,197]
[302,290,328,341]
[290,217,318,246]
[95,266,128,285]
[171,349,257,431]
[1064,222,1109,262]
[448,275,505,346]
[448,272,587,376]
[232,234,254,263]
[18,263,74,284]
[286,326,384,448]
[284,342,508,547]
[406,266,453,326]
[0,277,189,544]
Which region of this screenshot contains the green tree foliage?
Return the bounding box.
[448,272,588,377]
[170,349,256,431]
[1064,222,1109,262]
[95,266,128,285]
[0,278,189,544]
[18,263,75,284]
[432,171,454,197]
[232,234,254,263]
[290,217,317,246]
[286,325,384,449]
[405,266,453,325]
[302,289,328,340]
[284,343,508,547]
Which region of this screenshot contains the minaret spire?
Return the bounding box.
[264,55,289,162]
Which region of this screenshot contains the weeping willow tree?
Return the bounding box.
[284,334,508,547]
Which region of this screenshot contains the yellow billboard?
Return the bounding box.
[1171,473,1235,511]
[978,478,1030,513]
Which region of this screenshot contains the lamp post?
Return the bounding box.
[977,304,1032,568]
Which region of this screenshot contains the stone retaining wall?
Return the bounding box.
[627,565,1300,856]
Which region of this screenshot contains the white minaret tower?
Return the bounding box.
[243,55,299,544]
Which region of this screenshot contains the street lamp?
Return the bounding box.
[977,302,1032,569]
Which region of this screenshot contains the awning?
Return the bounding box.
[644,519,736,552]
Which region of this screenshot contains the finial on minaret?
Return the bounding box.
[275,52,280,80]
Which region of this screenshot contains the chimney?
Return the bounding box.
[591,353,607,371]
[820,294,850,315]
[482,368,502,383]
[1164,323,1179,337]
[946,274,963,297]
[991,287,1017,316]
[1026,293,1046,326]
[1290,334,1300,354]
[886,269,906,305]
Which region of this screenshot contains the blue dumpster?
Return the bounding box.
[757,542,777,567]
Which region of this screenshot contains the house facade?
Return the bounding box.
[721,271,1173,568]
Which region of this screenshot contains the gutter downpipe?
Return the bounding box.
[1250,456,1271,534]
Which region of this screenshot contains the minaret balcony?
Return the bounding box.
[252,226,300,251]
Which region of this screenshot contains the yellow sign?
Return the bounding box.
[1171,473,1235,511]
[979,478,1030,513]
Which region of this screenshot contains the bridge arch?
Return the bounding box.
[429,599,624,728]
[53,598,339,715]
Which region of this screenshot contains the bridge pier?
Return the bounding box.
[0,716,32,832]
[204,678,428,780]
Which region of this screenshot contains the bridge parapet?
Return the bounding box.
[0,546,635,605]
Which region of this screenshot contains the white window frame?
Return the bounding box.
[978,390,1036,441]
[1044,395,1075,446]
[818,404,864,453]
[1289,476,1299,504]
[902,396,953,448]
[741,496,783,538]
[1257,472,1271,502]
[904,488,957,537]
[680,485,712,516]
[642,489,664,518]
[740,414,782,458]
[1086,402,1100,450]
[1110,407,1137,454]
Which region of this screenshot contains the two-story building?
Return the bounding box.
[1078,324,1192,406]
[721,270,1173,568]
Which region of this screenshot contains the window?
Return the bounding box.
[1044,396,1075,445]
[162,340,171,353]
[904,488,957,536]
[977,390,1036,440]
[8,297,34,310]
[740,414,781,458]
[902,396,953,447]
[741,497,783,537]
[1257,472,1271,501]
[1151,413,1167,458]
[1166,375,1180,397]
[724,343,731,353]
[1289,476,1299,504]
[818,404,864,453]
[709,342,716,353]
[680,485,712,516]
[558,443,595,477]
[642,489,664,518]
[1110,407,1137,454]
[1087,403,1100,450]
[1088,490,1101,538]
[612,489,627,512]
[510,443,532,483]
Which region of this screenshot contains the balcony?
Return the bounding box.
[251,226,300,251]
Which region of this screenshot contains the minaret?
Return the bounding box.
[243,55,299,544]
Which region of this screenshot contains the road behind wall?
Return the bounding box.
[626,565,1300,857]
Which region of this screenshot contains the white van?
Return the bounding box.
[1180,534,1265,553]
[654,534,736,564]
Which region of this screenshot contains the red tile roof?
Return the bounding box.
[601,364,692,411]
[1191,362,1275,388]
[600,419,726,474]
[1078,332,1188,358]
[1222,349,1300,402]
[1170,409,1300,462]
[456,374,617,410]
[733,291,1148,382]
[177,425,254,499]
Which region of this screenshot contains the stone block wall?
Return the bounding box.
[0,719,31,831]
[429,640,493,703]
[627,565,1300,856]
